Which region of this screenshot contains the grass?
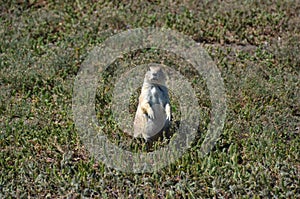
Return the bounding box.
[0,0,299,198]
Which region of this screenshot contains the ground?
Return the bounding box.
[0,0,299,198]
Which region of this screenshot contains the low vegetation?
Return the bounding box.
[0,0,299,198]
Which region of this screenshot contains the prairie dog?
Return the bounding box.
[133,65,171,141]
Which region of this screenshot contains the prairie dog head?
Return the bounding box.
[144,66,166,85]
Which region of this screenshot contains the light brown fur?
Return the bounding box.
[133,65,171,141]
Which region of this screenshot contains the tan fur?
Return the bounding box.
[133,65,171,141]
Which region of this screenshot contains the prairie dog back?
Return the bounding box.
[133,66,171,141]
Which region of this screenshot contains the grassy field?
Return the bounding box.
[1,0,299,198]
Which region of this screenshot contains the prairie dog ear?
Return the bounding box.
[149,66,162,72]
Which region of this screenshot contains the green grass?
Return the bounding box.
[1,0,299,198]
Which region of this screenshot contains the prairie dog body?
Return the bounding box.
[133,66,171,141]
